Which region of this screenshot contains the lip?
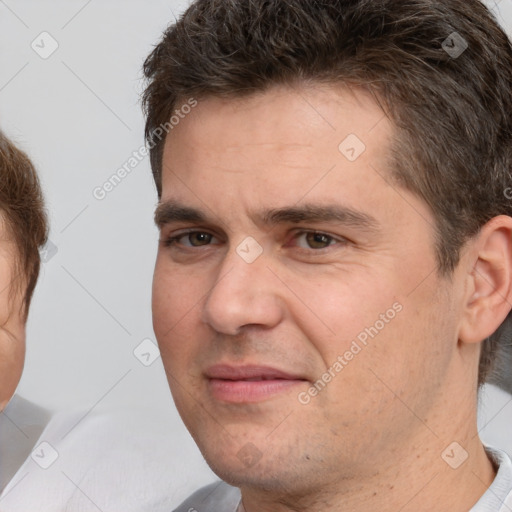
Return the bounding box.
[205,364,308,403]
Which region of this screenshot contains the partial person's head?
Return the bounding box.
[0,132,47,410]
[144,0,512,497]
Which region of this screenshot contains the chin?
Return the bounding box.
[206,458,290,492]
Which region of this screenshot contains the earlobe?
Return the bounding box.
[459,216,512,345]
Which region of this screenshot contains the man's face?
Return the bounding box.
[0,225,26,410]
[152,85,466,491]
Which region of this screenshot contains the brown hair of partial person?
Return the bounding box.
[0,131,48,318]
[142,0,512,388]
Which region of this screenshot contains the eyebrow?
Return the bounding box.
[154,202,207,227]
[155,201,379,233]
[262,205,379,232]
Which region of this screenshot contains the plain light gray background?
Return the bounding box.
[0,0,511,502]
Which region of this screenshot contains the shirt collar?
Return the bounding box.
[471,447,512,511]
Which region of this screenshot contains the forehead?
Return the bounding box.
[164,84,391,161]
[159,84,403,223]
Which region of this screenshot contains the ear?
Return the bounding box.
[459,215,512,344]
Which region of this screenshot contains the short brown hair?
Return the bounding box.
[142,0,512,386]
[0,131,47,317]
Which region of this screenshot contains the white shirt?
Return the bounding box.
[476,448,512,511]
[0,396,196,512]
[173,448,512,512]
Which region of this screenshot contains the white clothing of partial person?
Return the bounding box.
[173,448,512,512]
[0,395,208,512]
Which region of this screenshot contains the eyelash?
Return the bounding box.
[162,230,347,251]
[163,231,219,248]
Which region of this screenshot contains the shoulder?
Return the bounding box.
[174,481,241,512]
[2,406,213,512]
[62,407,213,511]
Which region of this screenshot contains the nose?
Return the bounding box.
[202,247,285,335]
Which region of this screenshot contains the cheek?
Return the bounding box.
[288,273,402,360]
[340,283,457,414]
[0,330,25,410]
[153,258,188,328]
[0,263,26,410]
[289,270,450,414]
[152,260,205,364]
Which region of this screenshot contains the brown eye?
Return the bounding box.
[295,231,337,249]
[304,232,335,249]
[187,232,213,247]
[165,231,219,248]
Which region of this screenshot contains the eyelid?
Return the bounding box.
[161,224,222,237]
[161,227,349,251]
[162,228,223,247]
[288,229,348,245]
